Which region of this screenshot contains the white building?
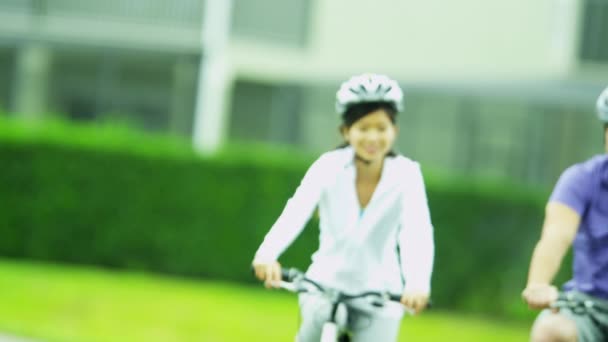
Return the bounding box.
[0,0,606,185]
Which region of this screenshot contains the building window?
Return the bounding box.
[229,80,302,145]
[49,49,189,132]
[579,0,608,62]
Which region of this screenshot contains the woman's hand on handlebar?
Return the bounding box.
[400,291,430,314]
[252,260,282,289]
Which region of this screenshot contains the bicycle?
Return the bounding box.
[550,291,608,316]
[261,267,417,342]
[548,291,608,336]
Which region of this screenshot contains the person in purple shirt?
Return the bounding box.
[522,85,608,342]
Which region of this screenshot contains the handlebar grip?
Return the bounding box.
[389,294,434,309]
[281,268,293,281]
[389,294,402,302]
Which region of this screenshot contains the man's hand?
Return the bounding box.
[522,283,559,310]
[400,291,430,314]
[252,260,282,289]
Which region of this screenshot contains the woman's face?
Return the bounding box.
[342,109,398,163]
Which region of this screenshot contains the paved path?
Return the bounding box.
[0,334,38,342]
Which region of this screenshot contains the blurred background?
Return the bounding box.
[1,0,607,184]
[0,0,607,341]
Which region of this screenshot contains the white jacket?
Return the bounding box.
[254,147,434,295]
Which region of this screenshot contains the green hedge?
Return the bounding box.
[0,117,563,319]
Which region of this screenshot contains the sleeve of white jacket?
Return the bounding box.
[253,155,327,263]
[399,162,434,294]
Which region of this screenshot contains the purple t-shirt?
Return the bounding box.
[550,154,608,299]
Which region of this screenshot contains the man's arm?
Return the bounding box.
[522,201,581,309]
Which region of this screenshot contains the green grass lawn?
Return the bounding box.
[0,259,531,341]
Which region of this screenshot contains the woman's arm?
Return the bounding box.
[253,155,328,285]
[398,163,434,312]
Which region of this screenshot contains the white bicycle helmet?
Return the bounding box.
[335,73,404,115]
[597,86,608,122]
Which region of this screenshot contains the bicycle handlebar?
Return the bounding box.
[254,266,431,309]
[280,267,406,304]
[550,292,607,315]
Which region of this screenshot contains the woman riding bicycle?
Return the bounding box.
[522,86,608,342]
[252,74,435,341]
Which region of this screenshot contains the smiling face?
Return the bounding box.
[342,108,398,163]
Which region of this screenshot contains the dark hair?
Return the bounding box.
[341,102,397,128]
[337,101,399,157]
[604,122,608,132]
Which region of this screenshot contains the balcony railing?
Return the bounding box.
[0,0,203,26]
[0,0,312,50]
[0,0,204,51]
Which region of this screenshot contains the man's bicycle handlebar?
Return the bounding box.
[550,292,608,315]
